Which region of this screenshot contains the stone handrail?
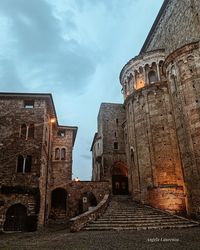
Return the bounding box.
[69,194,110,232]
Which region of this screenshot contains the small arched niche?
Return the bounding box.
[148,70,158,84]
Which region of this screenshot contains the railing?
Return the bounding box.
[69,194,110,232]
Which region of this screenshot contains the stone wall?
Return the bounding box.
[96,103,127,180]
[0,189,39,231]
[69,194,110,232]
[164,42,200,217]
[125,81,185,206]
[142,0,200,55]
[0,97,46,187]
[0,94,77,230]
[119,50,185,213]
[148,186,186,215]
[48,181,110,221]
[51,128,74,187]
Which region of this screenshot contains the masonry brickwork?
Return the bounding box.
[91,103,127,182]
[92,0,200,218]
[0,93,78,231]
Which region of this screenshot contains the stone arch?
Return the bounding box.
[78,192,97,214]
[170,65,176,76]
[159,60,165,80]
[4,203,27,231]
[111,161,129,195]
[50,188,67,219]
[139,66,143,73]
[138,94,145,106]
[151,61,157,70]
[148,70,158,84]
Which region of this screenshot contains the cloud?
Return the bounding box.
[0,0,164,180]
[0,0,97,93]
[0,59,25,91]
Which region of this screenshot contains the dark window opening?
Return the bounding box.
[116,118,119,125]
[114,132,117,137]
[148,71,158,84]
[57,130,65,137]
[21,124,27,138]
[51,188,67,210]
[24,100,34,108]
[17,155,24,173]
[61,148,66,160]
[28,124,34,139]
[25,155,32,172]
[17,155,32,173]
[55,148,60,160]
[114,142,118,150]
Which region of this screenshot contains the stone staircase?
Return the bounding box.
[83,195,199,231]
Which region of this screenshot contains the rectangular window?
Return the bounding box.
[57,130,65,137]
[24,100,34,108]
[114,142,118,150]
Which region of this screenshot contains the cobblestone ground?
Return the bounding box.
[1,226,200,250]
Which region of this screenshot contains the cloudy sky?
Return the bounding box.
[0,0,163,180]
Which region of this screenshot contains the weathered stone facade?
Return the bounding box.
[121,0,200,217]
[91,103,128,194]
[92,0,200,218]
[0,93,77,231]
[141,0,200,55]
[120,50,186,214]
[164,42,200,217]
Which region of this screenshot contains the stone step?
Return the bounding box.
[96,218,185,223]
[90,221,191,227]
[104,212,163,216]
[84,224,197,231]
[103,214,170,218]
[82,196,199,231]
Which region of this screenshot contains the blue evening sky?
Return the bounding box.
[0,0,164,180]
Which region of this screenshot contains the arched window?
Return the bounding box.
[25,155,32,172]
[21,124,27,138]
[61,148,66,160]
[28,124,34,139]
[171,65,176,76]
[55,148,60,160]
[148,71,158,84]
[17,155,24,173]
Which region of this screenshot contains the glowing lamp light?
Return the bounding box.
[75,177,80,182]
[50,118,56,124]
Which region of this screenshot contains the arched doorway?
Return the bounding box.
[50,188,67,219]
[111,161,129,195]
[79,192,97,214]
[4,204,27,231]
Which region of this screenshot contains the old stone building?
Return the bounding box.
[0,93,78,231]
[92,0,200,219]
[91,103,128,195]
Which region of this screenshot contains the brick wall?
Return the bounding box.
[164,42,200,216]
[143,0,200,55]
